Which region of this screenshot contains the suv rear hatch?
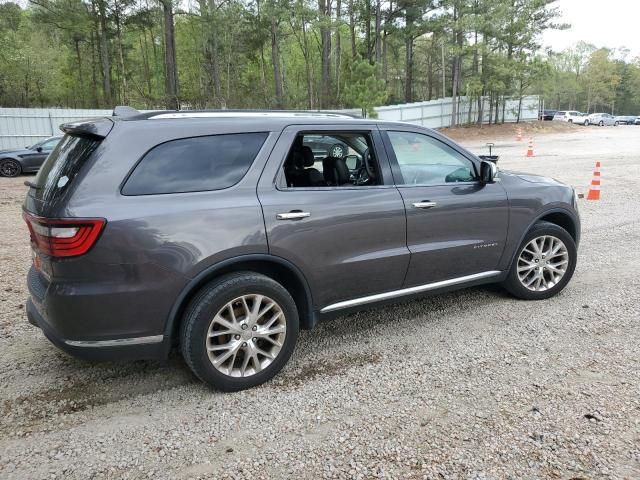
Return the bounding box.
[23,118,113,265]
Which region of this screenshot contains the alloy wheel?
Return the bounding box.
[206,294,286,377]
[517,235,569,292]
[0,160,20,177]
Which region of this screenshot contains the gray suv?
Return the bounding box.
[24,110,580,391]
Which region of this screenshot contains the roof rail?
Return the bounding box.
[112,106,141,117]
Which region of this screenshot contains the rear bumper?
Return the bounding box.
[26,265,171,361]
[26,298,167,361]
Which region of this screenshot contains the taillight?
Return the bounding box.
[23,212,105,258]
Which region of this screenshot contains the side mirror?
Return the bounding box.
[36,147,43,152]
[480,160,497,183]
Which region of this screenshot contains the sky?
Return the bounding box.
[542,0,640,58]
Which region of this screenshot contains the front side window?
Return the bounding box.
[387,131,476,186]
[41,138,60,152]
[122,132,268,195]
[282,132,380,188]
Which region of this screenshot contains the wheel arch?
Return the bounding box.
[503,207,580,271]
[163,254,316,352]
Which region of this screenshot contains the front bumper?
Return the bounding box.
[26,266,169,361]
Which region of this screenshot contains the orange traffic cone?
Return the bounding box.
[586,161,601,200]
[526,138,534,157]
[516,129,523,142]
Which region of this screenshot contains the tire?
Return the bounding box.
[0,159,22,177]
[599,121,604,127]
[584,120,589,126]
[614,121,619,126]
[180,272,299,392]
[503,221,577,301]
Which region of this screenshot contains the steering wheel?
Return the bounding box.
[362,148,376,180]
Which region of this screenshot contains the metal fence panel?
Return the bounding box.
[0,97,539,149]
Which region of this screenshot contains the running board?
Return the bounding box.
[320,271,502,313]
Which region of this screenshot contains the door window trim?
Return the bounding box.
[380,128,482,188]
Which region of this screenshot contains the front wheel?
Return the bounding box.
[614,121,619,126]
[0,159,22,177]
[180,272,299,391]
[584,120,589,126]
[503,222,577,300]
[599,121,604,126]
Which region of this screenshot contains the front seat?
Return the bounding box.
[323,156,350,186]
[300,146,324,186]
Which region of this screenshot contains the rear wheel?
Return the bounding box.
[0,159,21,177]
[180,272,299,391]
[599,121,604,126]
[503,222,577,300]
[614,121,619,126]
[584,120,589,126]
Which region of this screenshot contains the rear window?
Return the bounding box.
[32,135,101,203]
[122,132,268,195]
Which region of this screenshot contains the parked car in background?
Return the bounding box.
[0,136,62,177]
[553,111,589,125]
[23,108,581,391]
[635,117,640,125]
[303,135,349,160]
[614,115,636,125]
[539,110,557,121]
[588,113,618,126]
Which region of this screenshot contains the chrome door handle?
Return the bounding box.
[276,211,311,220]
[412,201,437,209]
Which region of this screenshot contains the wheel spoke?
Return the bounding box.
[205,293,286,378]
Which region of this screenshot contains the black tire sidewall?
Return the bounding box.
[181,273,299,392]
[504,222,577,300]
[0,159,21,177]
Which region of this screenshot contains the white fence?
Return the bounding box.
[0,96,539,150]
[0,108,112,150]
[369,95,540,128]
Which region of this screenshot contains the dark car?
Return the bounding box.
[539,110,557,121]
[24,109,580,391]
[0,136,62,177]
[302,134,349,159]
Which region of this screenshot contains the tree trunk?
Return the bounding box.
[270,18,284,108]
[114,0,128,105]
[161,0,179,110]
[404,35,413,103]
[335,0,342,101]
[319,0,331,108]
[374,0,381,63]
[74,38,85,107]
[97,0,112,107]
[349,0,356,60]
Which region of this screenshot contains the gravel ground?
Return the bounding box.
[1,125,639,479]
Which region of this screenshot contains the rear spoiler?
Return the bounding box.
[60,117,114,139]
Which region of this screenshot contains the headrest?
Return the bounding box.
[301,146,315,167]
[323,156,350,186]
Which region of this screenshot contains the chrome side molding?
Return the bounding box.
[65,334,164,348]
[320,270,502,313]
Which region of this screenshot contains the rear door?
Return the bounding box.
[381,127,509,288]
[257,125,410,311]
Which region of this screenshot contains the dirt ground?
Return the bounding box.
[441,119,580,142]
[1,124,639,479]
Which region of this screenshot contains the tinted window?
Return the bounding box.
[388,131,476,185]
[122,133,268,195]
[41,138,60,152]
[33,135,101,203]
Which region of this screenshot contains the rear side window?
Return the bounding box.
[122,132,268,195]
[33,135,101,203]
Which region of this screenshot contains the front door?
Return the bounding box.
[257,126,410,310]
[382,128,509,287]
